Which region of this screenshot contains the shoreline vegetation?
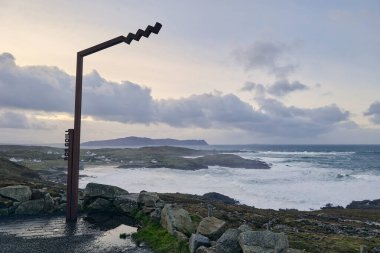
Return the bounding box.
[0,144,380,252]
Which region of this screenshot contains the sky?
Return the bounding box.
[1,0,380,145]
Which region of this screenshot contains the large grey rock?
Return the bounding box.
[161,204,195,236]
[86,198,113,211]
[238,230,288,253]
[197,217,227,241]
[84,183,128,199]
[216,228,242,253]
[15,199,44,215]
[195,246,217,253]
[137,191,160,207]
[113,194,138,214]
[0,185,32,202]
[189,233,211,253]
[31,189,47,200]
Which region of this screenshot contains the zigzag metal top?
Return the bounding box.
[78,22,162,57]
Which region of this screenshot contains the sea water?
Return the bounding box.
[79,145,380,210]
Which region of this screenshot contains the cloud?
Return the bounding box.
[241,79,308,97]
[364,101,380,124]
[234,41,296,78]
[267,80,308,97]
[0,111,49,129]
[0,52,351,138]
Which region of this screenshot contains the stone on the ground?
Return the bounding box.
[84,183,128,199]
[113,194,138,214]
[0,196,13,208]
[195,246,217,253]
[137,191,160,207]
[31,189,46,200]
[238,224,253,233]
[197,217,227,241]
[161,204,195,236]
[0,208,9,216]
[216,228,242,253]
[86,198,113,211]
[44,193,55,212]
[0,185,32,202]
[238,230,288,253]
[189,233,211,253]
[15,199,45,215]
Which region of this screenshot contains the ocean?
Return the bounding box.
[79,145,380,211]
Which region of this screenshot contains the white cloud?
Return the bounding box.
[234,41,296,78]
[364,101,380,124]
[0,52,352,138]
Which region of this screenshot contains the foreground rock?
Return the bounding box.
[238,230,288,253]
[0,185,32,202]
[189,233,211,253]
[216,228,242,253]
[84,183,128,199]
[197,216,227,241]
[161,204,195,239]
[15,199,45,215]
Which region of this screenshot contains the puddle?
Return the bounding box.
[93,224,137,248]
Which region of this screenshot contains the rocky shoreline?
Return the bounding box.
[1,183,380,252]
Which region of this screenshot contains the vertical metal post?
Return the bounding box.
[67,55,83,222]
[65,129,75,221]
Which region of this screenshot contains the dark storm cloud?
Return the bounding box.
[364,101,380,124]
[234,41,296,78]
[0,52,351,137]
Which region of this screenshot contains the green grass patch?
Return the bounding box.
[132,211,190,253]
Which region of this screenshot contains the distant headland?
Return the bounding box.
[81,136,208,146]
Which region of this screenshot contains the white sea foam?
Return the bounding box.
[79,158,380,210]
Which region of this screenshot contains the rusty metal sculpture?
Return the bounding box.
[65,22,162,221]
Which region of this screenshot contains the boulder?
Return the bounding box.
[195,246,217,253]
[113,194,138,214]
[0,196,13,208]
[15,199,44,215]
[346,199,380,209]
[0,185,32,202]
[0,208,9,216]
[84,183,128,199]
[189,233,211,253]
[86,198,113,211]
[197,217,227,241]
[238,224,253,233]
[31,189,47,200]
[216,228,242,253]
[161,204,195,236]
[137,191,160,207]
[238,230,288,253]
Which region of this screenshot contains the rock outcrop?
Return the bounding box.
[0,185,32,202]
[161,204,195,238]
[84,183,128,199]
[197,216,227,241]
[216,228,242,253]
[238,230,289,253]
[189,233,211,253]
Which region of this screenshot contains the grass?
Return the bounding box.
[131,210,190,253]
